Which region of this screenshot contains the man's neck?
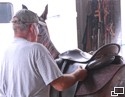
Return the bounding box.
[14,32,29,40]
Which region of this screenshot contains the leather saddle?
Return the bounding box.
[57,43,121,70]
[53,43,123,97]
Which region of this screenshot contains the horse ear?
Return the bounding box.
[22,4,28,9]
[40,4,48,21]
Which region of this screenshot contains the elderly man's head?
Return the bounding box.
[11,9,39,42]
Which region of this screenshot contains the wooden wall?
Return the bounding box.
[76,0,121,52]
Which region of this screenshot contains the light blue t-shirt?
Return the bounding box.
[0,38,62,97]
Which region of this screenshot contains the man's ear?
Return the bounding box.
[28,24,37,42]
[29,24,34,34]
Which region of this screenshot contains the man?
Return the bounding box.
[0,9,87,97]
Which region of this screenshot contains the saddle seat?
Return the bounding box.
[58,43,121,70]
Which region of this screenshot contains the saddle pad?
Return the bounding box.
[76,64,125,96]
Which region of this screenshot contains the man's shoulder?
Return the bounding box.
[31,42,48,51]
[30,42,51,57]
[31,42,44,47]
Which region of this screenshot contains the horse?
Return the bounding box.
[22,4,60,59]
[22,4,125,97]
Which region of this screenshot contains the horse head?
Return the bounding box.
[22,4,60,59]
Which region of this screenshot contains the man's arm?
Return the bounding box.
[50,67,87,91]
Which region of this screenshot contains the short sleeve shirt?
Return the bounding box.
[0,38,62,97]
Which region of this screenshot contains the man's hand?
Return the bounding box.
[74,66,88,81]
